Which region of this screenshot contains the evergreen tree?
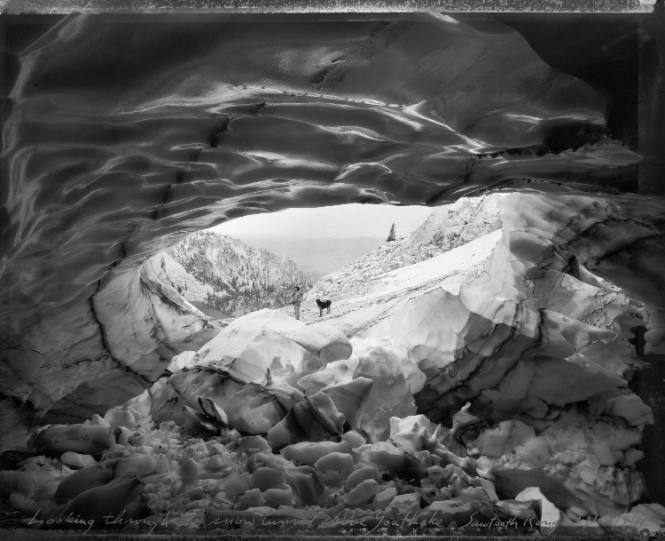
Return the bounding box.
[386,223,397,242]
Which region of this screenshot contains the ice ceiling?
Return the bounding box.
[1,10,664,468]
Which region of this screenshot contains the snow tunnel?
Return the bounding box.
[2,6,665,536]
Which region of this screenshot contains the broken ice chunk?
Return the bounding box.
[263,485,294,507]
[236,488,265,510]
[516,486,562,531]
[354,441,427,479]
[385,492,420,516]
[472,420,535,457]
[346,478,378,507]
[344,465,381,491]
[252,467,286,491]
[281,441,351,466]
[314,451,354,474]
[374,486,397,509]
[321,377,373,428]
[388,414,437,454]
[603,394,654,427]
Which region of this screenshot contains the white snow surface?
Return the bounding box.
[353,229,503,302]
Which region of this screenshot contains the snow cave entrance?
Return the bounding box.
[37,195,663,534]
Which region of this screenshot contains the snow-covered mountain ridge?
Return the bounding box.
[144,231,311,318]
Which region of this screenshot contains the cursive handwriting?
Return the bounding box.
[28,509,95,534]
[27,506,541,535]
[27,508,170,535]
[462,511,535,530]
[102,509,170,534]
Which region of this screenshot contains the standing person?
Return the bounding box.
[291,286,303,320]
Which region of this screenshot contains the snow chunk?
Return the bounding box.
[193,310,352,384]
[516,486,562,531]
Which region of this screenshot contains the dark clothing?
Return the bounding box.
[292,289,303,319]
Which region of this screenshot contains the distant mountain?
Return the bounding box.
[145,231,311,318]
[236,236,386,278]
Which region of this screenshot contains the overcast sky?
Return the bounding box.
[210,204,432,239]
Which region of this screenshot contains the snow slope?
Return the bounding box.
[307,193,507,304]
[298,229,502,332]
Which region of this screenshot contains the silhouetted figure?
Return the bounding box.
[291,286,303,320]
